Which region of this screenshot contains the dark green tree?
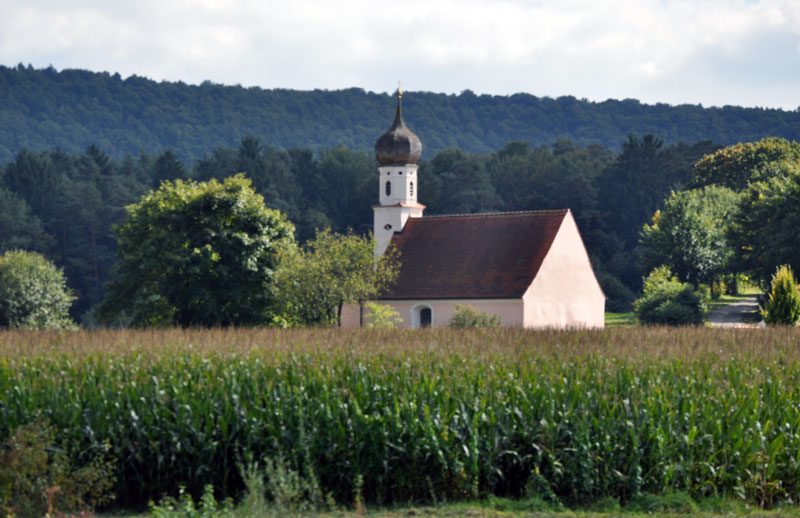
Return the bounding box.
[488,141,555,211]
[594,136,718,288]
[422,148,499,214]
[0,188,45,253]
[315,146,375,233]
[730,167,800,286]
[99,174,295,327]
[2,149,65,224]
[150,149,187,188]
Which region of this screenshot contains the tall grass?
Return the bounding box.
[1,327,800,509]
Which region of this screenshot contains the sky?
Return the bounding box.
[1,0,799,110]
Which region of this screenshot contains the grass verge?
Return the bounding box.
[604,312,636,327]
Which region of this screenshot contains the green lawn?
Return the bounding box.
[605,311,636,327]
[606,286,762,328]
[101,498,800,518]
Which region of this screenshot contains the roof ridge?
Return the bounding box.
[422,209,569,219]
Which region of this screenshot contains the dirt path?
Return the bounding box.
[708,295,760,328]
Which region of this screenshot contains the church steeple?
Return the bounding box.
[374,90,422,165]
[373,90,425,257]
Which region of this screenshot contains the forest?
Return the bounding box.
[0,133,720,322]
[4,64,800,325]
[1,64,799,164]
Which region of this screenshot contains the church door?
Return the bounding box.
[420,307,432,328]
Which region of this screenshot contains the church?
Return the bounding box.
[342,92,606,329]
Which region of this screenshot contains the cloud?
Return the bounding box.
[0,0,798,109]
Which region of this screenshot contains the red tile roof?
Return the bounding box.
[381,210,568,300]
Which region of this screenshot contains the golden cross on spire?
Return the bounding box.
[397,79,403,99]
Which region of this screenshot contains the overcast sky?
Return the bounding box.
[1,0,799,110]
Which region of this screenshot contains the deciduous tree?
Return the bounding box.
[276,229,399,326]
[730,167,800,286]
[0,250,75,329]
[692,137,800,191]
[639,185,738,287]
[99,174,294,327]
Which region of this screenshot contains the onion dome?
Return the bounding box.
[375,92,422,165]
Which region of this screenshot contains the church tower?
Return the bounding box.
[373,90,425,256]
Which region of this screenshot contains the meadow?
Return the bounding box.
[2,326,800,512]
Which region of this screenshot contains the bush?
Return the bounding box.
[364,302,402,329]
[0,419,115,518]
[448,304,500,328]
[0,250,75,329]
[149,485,233,518]
[761,265,800,325]
[633,266,709,326]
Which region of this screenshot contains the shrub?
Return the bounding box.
[0,250,75,329]
[761,265,800,325]
[0,419,116,518]
[363,302,402,329]
[149,485,233,518]
[448,304,500,328]
[633,266,709,325]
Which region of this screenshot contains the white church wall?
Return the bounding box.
[341,299,523,328]
[340,303,362,328]
[378,165,418,206]
[373,205,423,257]
[375,299,523,328]
[522,211,605,328]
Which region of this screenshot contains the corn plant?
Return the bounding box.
[1,327,800,509]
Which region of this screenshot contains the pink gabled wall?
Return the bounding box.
[522,210,605,328]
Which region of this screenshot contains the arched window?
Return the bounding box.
[410,181,414,197]
[385,180,391,196]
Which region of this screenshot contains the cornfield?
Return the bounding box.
[1,327,799,509]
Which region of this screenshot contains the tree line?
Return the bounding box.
[2,64,799,165]
[0,134,724,323]
[637,138,800,305]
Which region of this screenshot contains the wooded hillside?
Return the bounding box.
[1,64,798,164]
